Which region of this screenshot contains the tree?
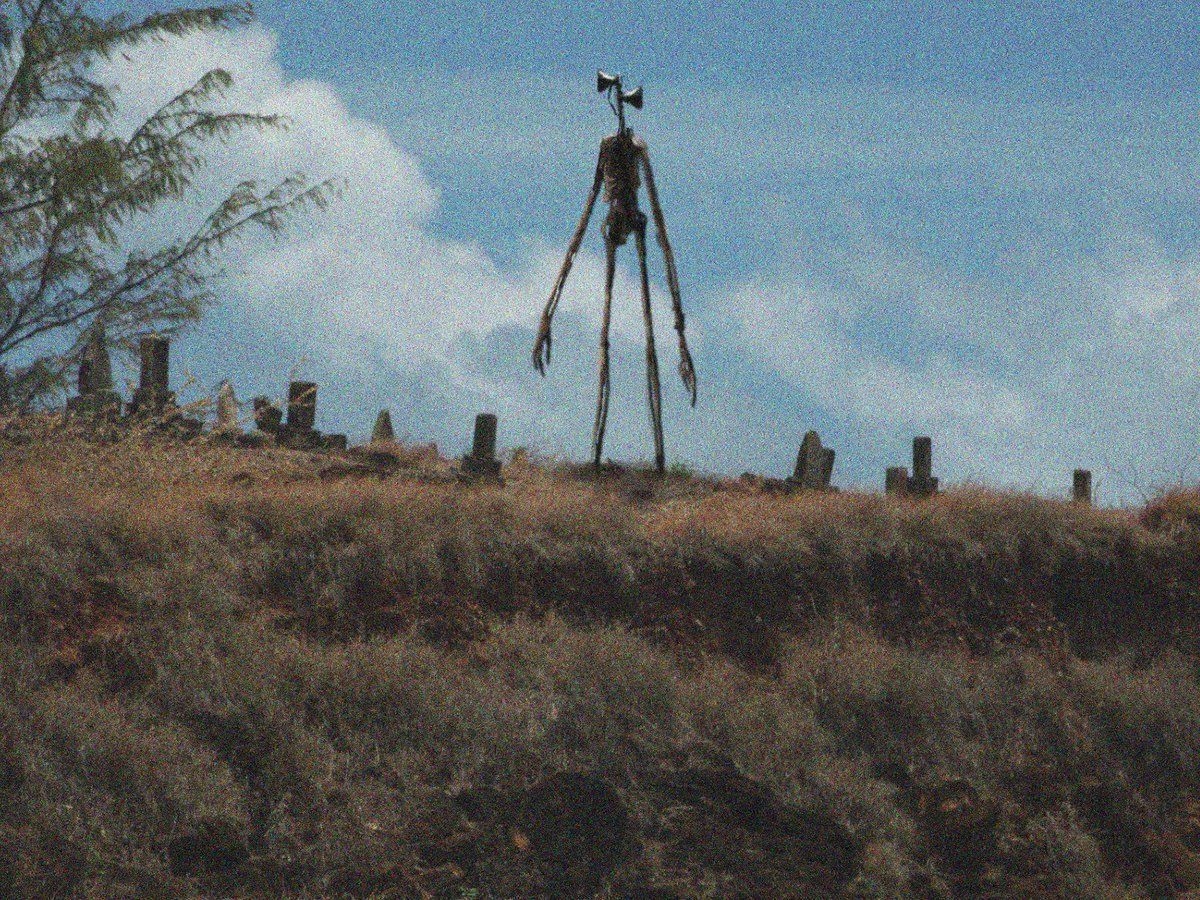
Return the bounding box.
[0,1,335,409]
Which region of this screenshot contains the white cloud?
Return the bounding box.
[97,24,658,427]
[87,25,1200,500]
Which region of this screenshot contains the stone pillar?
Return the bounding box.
[215,382,240,433]
[67,324,121,419]
[461,413,501,479]
[472,413,497,459]
[371,409,395,443]
[286,381,317,432]
[252,396,282,434]
[886,466,909,495]
[908,436,938,497]
[128,335,174,415]
[819,447,836,489]
[1073,469,1092,505]
[788,430,831,490]
[78,325,113,395]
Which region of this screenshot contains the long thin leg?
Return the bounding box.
[591,237,617,468]
[635,223,665,473]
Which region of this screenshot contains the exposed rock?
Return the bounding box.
[516,772,632,894]
[651,762,862,895]
[167,818,248,877]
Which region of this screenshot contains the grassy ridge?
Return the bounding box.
[1,421,1200,897]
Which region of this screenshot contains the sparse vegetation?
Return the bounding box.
[0,1,335,408]
[2,416,1200,897]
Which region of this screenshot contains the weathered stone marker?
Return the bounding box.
[908,436,939,497]
[67,324,121,419]
[252,396,282,434]
[787,430,835,491]
[461,412,502,480]
[886,466,909,495]
[128,335,175,416]
[215,382,240,433]
[820,447,836,489]
[371,409,394,443]
[1073,469,1093,505]
[286,381,317,432]
[279,381,324,449]
[78,326,113,395]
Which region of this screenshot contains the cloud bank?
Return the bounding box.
[96,24,1200,502]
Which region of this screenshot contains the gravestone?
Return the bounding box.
[1073,469,1092,505]
[908,436,939,498]
[371,409,395,443]
[461,412,502,480]
[286,381,317,432]
[787,430,835,491]
[215,383,240,434]
[66,324,121,419]
[281,381,320,449]
[252,397,282,434]
[78,325,113,395]
[127,335,175,416]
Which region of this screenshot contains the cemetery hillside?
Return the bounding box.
[7,2,1200,899]
[2,412,1200,898]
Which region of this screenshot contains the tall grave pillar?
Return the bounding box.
[66,324,121,419]
[461,413,502,480]
[128,335,175,416]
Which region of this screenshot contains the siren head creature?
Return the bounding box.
[533,70,696,474]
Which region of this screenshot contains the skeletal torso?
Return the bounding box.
[600,132,645,244]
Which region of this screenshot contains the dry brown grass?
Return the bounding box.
[1,420,1199,896]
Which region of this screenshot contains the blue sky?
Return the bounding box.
[89,2,1200,501]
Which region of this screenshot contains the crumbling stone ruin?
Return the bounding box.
[787,430,836,492]
[66,324,122,420]
[887,437,939,498]
[371,409,394,443]
[215,382,240,434]
[459,412,502,482]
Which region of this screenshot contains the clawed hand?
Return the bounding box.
[679,339,697,406]
[532,316,553,375]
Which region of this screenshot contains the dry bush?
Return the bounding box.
[1142,487,1200,533]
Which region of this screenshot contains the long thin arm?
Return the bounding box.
[533,151,604,374]
[639,144,696,405]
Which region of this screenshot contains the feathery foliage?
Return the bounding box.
[0,1,336,408]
